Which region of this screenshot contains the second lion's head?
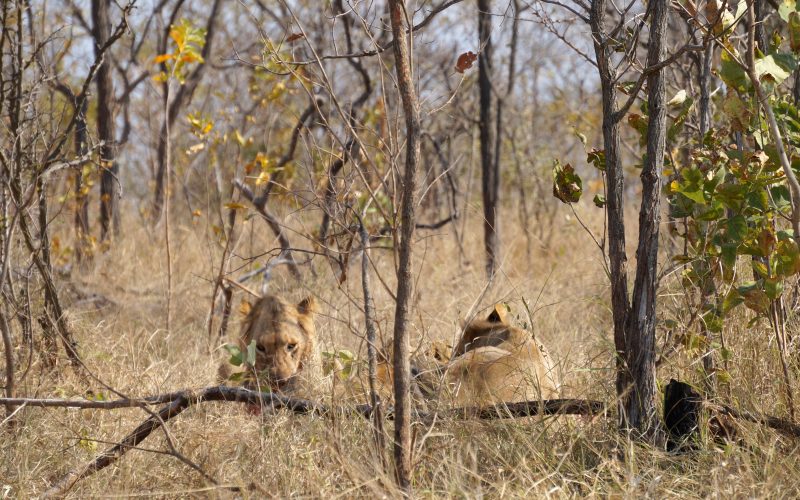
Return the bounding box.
[240,294,318,392]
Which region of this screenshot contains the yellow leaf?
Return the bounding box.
[239,300,252,316]
[180,52,203,64]
[170,25,186,52]
[192,209,202,217]
[669,180,679,193]
[186,143,205,155]
[153,54,173,64]
[202,122,213,134]
[234,130,245,146]
[255,171,270,186]
[152,72,168,83]
[224,202,247,210]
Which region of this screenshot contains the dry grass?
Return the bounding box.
[3,199,800,498]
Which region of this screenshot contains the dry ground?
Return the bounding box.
[2,199,800,498]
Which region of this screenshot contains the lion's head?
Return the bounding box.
[239,294,319,392]
[445,305,560,404]
[452,304,527,358]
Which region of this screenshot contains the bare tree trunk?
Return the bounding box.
[589,0,631,430]
[698,42,713,138]
[359,218,386,465]
[74,96,90,257]
[478,0,499,278]
[92,0,118,240]
[388,0,420,491]
[622,0,669,439]
[1,309,14,421]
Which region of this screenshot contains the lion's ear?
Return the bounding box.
[297,296,317,316]
[487,303,509,324]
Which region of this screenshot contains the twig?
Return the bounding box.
[717,403,800,438]
[232,179,301,279]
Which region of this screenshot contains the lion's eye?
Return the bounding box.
[286,343,297,352]
[256,344,266,353]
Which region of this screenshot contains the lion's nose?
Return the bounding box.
[268,368,288,382]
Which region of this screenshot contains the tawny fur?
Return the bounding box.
[221,294,328,399]
[445,307,559,405]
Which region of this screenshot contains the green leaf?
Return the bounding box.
[776,239,800,275]
[587,149,606,171]
[337,349,356,362]
[754,54,794,85]
[771,184,793,209]
[722,91,751,132]
[790,12,800,52]
[593,194,606,207]
[720,346,734,362]
[720,49,750,92]
[716,182,746,209]
[703,311,724,333]
[224,343,244,366]
[757,228,777,256]
[738,281,770,314]
[752,259,769,278]
[726,215,748,243]
[717,369,733,385]
[552,160,583,204]
[722,287,744,313]
[246,340,257,367]
[746,189,769,213]
[668,97,694,142]
[720,243,738,276]
[779,0,800,22]
[765,277,784,299]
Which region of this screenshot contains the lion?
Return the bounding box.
[221,294,410,405]
[221,294,326,399]
[443,305,560,405]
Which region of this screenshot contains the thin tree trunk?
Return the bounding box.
[698,39,716,391]
[1,309,14,422]
[589,0,631,430]
[359,218,386,465]
[698,41,713,138]
[74,96,90,258]
[92,0,118,240]
[388,0,420,491]
[478,0,499,278]
[623,0,669,439]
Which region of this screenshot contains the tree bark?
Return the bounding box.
[478,0,499,278]
[589,0,630,429]
[388,0,420,491]
[92,0,118,240]
[623,0,669,439]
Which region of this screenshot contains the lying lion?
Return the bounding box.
[442,305,560,405]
